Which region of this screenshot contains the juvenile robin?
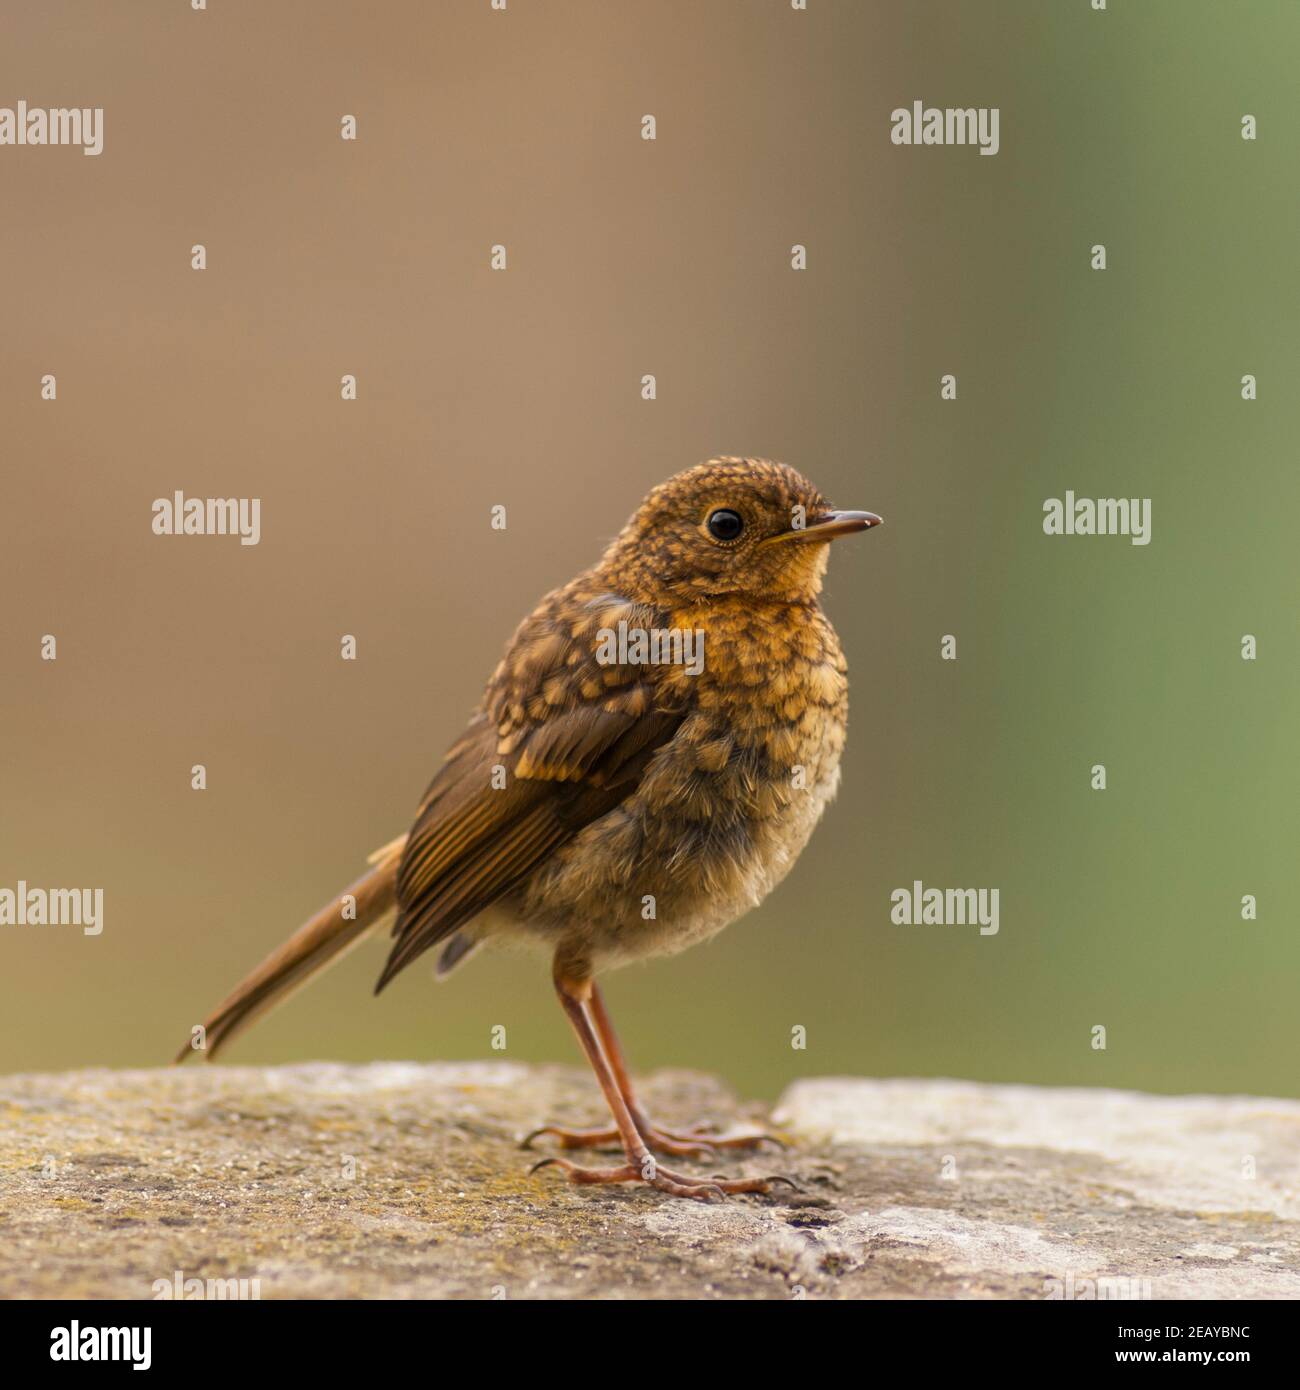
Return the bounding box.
[176,458,881,1201]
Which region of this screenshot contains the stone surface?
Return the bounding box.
[1,1063,1297,1299]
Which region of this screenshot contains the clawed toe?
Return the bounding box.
[523,1115,786,1160]
[667,1123,788,1153]
[522,1122,717,1161]
[529,1152,788,1202]
[520,1123,620,1152]
[528,1155,640,1184]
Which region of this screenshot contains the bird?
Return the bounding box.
[174,457,881,1201]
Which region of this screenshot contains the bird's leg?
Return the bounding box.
[522,979,713,1157]
[528,967,787,1201]
[524,982,783,1156]
[588,983,785,1153]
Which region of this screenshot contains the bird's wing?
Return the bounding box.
[376,590,686,991]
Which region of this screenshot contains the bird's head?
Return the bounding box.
[600,457,881,604]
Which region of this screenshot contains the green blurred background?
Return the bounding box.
[2,1,1296,1100]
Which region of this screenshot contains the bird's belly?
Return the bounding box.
[615,765,841,966]
[513,742,843,971]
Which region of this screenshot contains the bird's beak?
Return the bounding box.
[767,509,883,544]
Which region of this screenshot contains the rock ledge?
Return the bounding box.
[1,1063,1296,1299]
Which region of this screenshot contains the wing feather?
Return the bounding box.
[376,591,685,991]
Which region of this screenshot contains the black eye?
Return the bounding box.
[706,508,744,542]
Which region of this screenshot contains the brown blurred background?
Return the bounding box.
[2,2,1296,1100]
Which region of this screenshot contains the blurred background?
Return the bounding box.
[1,1,1296,1101]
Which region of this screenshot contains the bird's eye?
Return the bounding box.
[706,508,744,542]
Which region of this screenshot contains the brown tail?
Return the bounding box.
[173,835,407,1064]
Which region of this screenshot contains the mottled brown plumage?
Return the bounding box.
[177,457,880,1201]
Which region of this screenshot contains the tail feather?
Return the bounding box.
[174,836,406,1063]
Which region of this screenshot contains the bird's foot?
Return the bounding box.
[665,1121,788,1153]
[528,1154,797,1202]
[521,1117,785,1160]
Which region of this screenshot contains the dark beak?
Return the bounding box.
[767,509,883,544]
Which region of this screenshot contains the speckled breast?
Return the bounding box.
[517,599,849,969]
